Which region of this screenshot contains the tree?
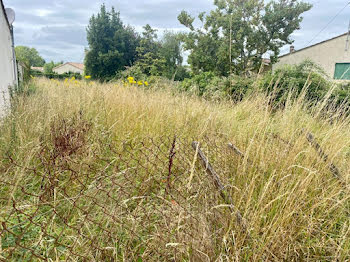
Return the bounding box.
[15,46,45,67]
[44,61,63,74]
[178,0,312,76]
[85,4,139,80]
[159,31,187,80]
[135,24,166,76]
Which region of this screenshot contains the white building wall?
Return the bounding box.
[53,64,84,75]
[273,34,350,78]
[0,3,15,118]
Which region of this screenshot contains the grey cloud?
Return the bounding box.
[3,0,350,62]
[38,25,87,46]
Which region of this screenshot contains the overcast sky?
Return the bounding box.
[3,0,350,63]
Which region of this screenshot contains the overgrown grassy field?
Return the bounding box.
[0,78,349,261]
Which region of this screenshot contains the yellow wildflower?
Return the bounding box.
[85,75,91,79]
[144,81,149,86]
[127,76,134,84]
[137,81,143,86]
[71,76,76,81]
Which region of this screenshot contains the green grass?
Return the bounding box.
[0,78,349,261]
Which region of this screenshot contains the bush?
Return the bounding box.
[114,65,147,82]
[180,72,254,101]
[258,60,331,106]
[172,65,191,81]
[333,82,350,103]
[31,70,83,80]
[180,72,217,95]
[331,82,350,112]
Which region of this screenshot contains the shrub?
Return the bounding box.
[172,65,191,81]
[258,60,331,106]
[114,65,147,82]
[31,70,83,80]
[180,72,217,96]
[331,82,350,112]
[180,72,254,101]
[333,82,350,103]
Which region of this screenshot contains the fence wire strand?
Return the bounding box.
[0,132,241,261]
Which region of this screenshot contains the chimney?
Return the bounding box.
[290,45,295,54]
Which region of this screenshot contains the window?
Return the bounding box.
[334,63,350,80]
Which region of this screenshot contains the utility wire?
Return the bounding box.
[306,1,350,46]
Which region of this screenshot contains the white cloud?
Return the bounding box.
[35,9,54,17]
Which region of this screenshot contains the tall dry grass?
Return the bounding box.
[0,78,349,261]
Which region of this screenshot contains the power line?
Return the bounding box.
[306,1,350,46]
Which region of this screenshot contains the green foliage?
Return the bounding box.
[135,25,166,77]
[115,65,147,81]
[181,72,217,95]
[15,46,45,67]
[44,61,63,74]
[85,4,139,80]
[333,82,350,108]
[178,60,349,110]
[31,70,83,80]
[178,0,312,76]
[85,5,188,81]
[159,31,186,80]
[258,60,330,105]
[18,61,31,84]
[180,72,254,100]
[173,65,191,81]
[134,27,188,80]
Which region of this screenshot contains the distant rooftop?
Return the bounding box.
[54,62,85,71]
[31,66,44,72]
[279,32,348,58]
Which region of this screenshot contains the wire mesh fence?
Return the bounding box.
[0,118,244,261]
[0,113,346,261]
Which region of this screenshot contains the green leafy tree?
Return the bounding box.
[178,0,312,76]
[15,46,45,67]
[85,4,139,80]
[43,61,63,74]
[135,24,166,76]
[159,31,187,80]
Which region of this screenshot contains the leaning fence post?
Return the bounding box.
[227,143,254,167]
[227,143,245,158]
[166,136,177,194]
[192,141,247,231]
[305,131,344,182]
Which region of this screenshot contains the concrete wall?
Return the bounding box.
[53,64,84,75]
[0,3,15,117]
[273,34,350,78]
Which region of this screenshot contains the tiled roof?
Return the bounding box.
[53,62,85,71]
[68,62,85,70]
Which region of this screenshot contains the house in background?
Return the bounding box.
[31,66,44,73]
[53,62,85,75]
[273,33,350,80]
